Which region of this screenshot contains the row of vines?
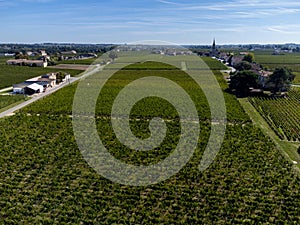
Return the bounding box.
[0,60,299,223]
[0,114,299,224]
[249,88,300,141]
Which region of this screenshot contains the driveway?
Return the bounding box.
[0,64,104,119]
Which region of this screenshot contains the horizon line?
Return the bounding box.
[0,42,299,46]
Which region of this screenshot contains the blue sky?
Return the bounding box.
[1,0,300,44]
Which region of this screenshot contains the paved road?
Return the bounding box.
[0,64,104,119]
[0,87,13,93]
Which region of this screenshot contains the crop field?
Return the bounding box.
[0,95,26,111]
[254,52,300,65]
[254,51,300,84]
[249,87,300,141]
[292,72,300,84]
[0,60,299,223]
[0,57,82,89]
[57,57,97,65]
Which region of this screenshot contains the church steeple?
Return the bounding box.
[212,38,216,51]
[211,38,217,57]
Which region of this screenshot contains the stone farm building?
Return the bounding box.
[7,59,48,67]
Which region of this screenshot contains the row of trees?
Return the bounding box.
[229,54,295,97]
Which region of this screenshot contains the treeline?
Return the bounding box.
[229,54,295,97]
[0,43,116,55]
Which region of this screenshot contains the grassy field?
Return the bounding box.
[0,57,83,89]
[0,59,299,223]
[254,52,300,64]
[0,95,27,112]
[254,51,300,84]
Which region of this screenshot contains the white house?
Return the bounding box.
[25,83,44,94]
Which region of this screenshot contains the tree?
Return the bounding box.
[265,68,295,93]
[234,61,252,71]
[243,53,255,63]
[15,53,28,60]
[56,71,67,84]
[229,70,260,96]
[109,51,118,62]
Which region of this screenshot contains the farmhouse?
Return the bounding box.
[13,74,57,95]
[13,81,44,94]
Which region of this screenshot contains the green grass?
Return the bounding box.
[255,52,300,65]
[253,51,300,84]
[0,57,82,89]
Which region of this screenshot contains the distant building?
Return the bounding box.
[210,39,218,57]
[61,50,77,55]
[7,59,48,67]
[40,50,47,56]
[12,72,62,95]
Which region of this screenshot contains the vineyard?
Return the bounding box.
[0,95,26,111]
[0,59,299,223]
[254,51,300,84]
[249,87,300,141]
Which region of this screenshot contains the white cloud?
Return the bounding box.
[268,25,300,34]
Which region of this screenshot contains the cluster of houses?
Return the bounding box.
[5,49,98,68]
[13,72,70,95]
[151,49,194,56]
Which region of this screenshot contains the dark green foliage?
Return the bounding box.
[266,68,295,93]
[243,53,255,63]
[234,61,252,71]
[55,71,68,84]
[229,71,260,97]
